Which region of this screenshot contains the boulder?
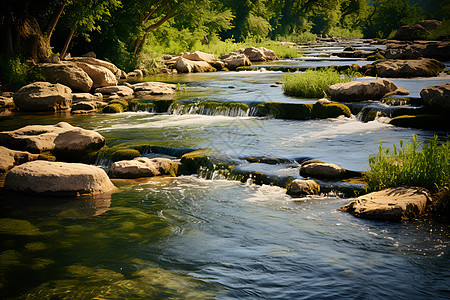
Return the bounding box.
[13,82,72,111]
[36,63,93,92]
[73,61,118,88]
[4,161,115,196]
[300,162,346,180]
[0,122,105,158]
[394,24,427,41]
[287,179,320,197]
[417,19,442,31]
[0,146,39,173]
[222,54,251,71]
[384,41,450,61]
[70,57,118,74]
[328,80,398,101]
[175,58,215,73]
[371,58,444,78]
[72,92,103,103]
[338,187,431,221]
[109,157,179,178]
[71,101,106,113]
[243,47,266,61]
[181,51,216,63]
[0,96,14,108]
[131,82,177,97]
[388,114,448,130]
[115,69,128,80]
[259,47,279,61]
[420,83,450,112]
[127,69,144,78]
[95,85,134,99]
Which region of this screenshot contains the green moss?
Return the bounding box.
[254,102,313,120]
[179,150,214,175]
[102,103,124,114]
[109,99,129,110]
[236,66,255,71]
[0,218,42,236]
[38,151,56,162]
[389,115,448,130]
[98,147,141,162]
[366,52,386,61]
[311,102,351,119]
[357,107,379,122]
[129,99,155,112]
[153,99,177,113]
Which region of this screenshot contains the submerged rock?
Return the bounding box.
[328,80,398,102]
[4,161,115,196]
[338,187,431,221]
[300,162,346,180]
[388,114,448,130]
[0,218,42,236]
[287,179,320,197]
[13,81,72,111]
[109,157,179,178]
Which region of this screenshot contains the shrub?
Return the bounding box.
[366,135,450,192]
[282,69,352,98]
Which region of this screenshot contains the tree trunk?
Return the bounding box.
[60,28,75,60]
[45,3,66,40]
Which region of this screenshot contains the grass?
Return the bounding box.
[275,32,317,44]
[282,69,352,98]
[366,135,450,192]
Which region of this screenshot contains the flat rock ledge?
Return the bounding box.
[109,157,179,179]
[338,187,431,221]
[4,161,115,196]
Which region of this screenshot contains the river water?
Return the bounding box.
[0,41,449,299]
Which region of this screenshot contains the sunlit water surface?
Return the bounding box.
[1,41,449,299]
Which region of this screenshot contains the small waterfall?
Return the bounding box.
[356,106,388,122]
[129,102,156,113]
[169,101,250,117]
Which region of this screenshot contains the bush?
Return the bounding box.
[0,54,44,91]
[366,135,450,192]
[282,69,352,98]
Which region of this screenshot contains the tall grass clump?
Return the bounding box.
[282,69,351,98]
[275,32,317,43]
[366,135,450,192]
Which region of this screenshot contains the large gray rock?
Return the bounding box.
[73,61,118,88]
[70,57,119,74]
[36,63,93,92]
[338,187,431,221]
[0,146,39,173]
[175,58,215,73]
[300,162,346,180]
[328,80,398,101]
[4,161,115,196]
[181,51,216,63]
[394,24,427,41]
[372,58,444,78]
[109,157,179,178]
[222,54,251,70]
[420,83,450,113]
[13,82,72,111]
[287,179,320,197]
[384,41,450,61]
[0,122,105,158]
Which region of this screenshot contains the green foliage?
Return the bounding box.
[282,69,352,98]
[425,19,450,40]
[366,135,450,192]
[0,55,45,91]
[362,0,425,38]
[275,32,317,44]
[102,103,124,113]
[109,99,129,110]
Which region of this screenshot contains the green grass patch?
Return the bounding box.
[366,135,450,192]
[282,69,352,98]
[275,32,317,44]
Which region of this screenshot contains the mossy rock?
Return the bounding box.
[366,52,386,61]
[236,66,254,71]
[254,102,313,120]
[102,103,124,113]
[311,102,351,119]
[265,66,302,72]
[179,150,214,175]
[381,97,411,106]
[357,107,379,122]
[97,146,141,162]
[109,99,129,110]
[389,114,448,130]
[154,99,177,113]
[129,99,155,112]
[38,151,57,162]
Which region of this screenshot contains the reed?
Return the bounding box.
[366,135,450,192]
[282,69,351,98]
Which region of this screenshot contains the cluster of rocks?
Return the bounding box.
[162,48,278,73]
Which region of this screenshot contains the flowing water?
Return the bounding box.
[1,41,449,299]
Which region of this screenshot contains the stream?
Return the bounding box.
[0,40,449,299]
